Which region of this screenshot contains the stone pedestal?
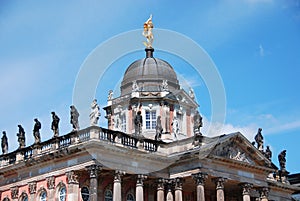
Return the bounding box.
[157,178,165,201]
[192,172,207,201]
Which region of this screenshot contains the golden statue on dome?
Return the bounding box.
[143,14,154,48]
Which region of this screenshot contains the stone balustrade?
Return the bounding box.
[0,126,161,168]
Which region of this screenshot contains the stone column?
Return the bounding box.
[174,178,183,201]
[46,176,55,200]
[136,174,147,201]
[259,187,269,201]
[192,172,207,201]
[166,179,174,201]
[28,181,37,201]
[66,170,79,201]
[113,170,125,201]
[240,183,252,201]
[157,178,165,201]
[213,177,227,201]
[88,165,101,201]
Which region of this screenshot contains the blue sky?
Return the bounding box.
[0,0,299,173]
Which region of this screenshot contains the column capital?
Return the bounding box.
[213,177,227,190]
[28,181,37,194]
[174,177,183,191]
[192,172,208,186]
[258,187,269,199]
[66,170,79,184]
[239,183,253,195]
[114,170,125,183]
[46,176,55,189]
[165,179,174,193]
[87,164,102,178]
[137,174,147,186]
[157,178,165,190]
[10,186,18,199]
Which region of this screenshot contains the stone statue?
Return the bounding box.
[90,99,100,126]
[162,104,170,133]
[189,87,195,99]
[161,80,169,91]
[134,111,142,135]
[171,116,179,140]
[142,14,154,48]
[265,145,272,160]
[254,128,264,151]
[108,90,113,101]
[155,116,163,141]
[193,110,203,134]
[278,150,287,171]
[132,80,139,92]
[1,131,8,154]
[17,125,26,149]
[33,118,41,144]
[51,112,60,137]
[70,105,80,131]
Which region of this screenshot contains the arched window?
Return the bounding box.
[21,194,28,201]
[104,189,113,201]
[40,191,47,201]
[59,187,66,201]
[127,193,135,201]
[81,186,89,201]
[3,198,10,201]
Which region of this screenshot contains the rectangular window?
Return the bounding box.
[146,111,156,129]
[121,114,126,132]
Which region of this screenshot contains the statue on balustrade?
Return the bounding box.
[171,116,179,140]
[51,112,60,137]
[255,128,264,151]
[278,150,287,171]
[193,110,203,135]
[17,125,26,149]
[265,145,272,160]
[70,105,80,131]
[1,131,8,154]
[155,116,163,141]
[33,118,41,144]
[90,99,100,126]
[134,111,143,136]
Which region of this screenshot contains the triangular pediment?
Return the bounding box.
[209,133,272,168]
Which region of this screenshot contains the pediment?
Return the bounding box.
[210,133,271,167]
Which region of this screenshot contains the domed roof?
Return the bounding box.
[120,48,180,95]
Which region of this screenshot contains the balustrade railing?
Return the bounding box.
[0,126,161,168]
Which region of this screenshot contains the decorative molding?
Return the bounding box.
[136,174,147,186]
[28,181,37,194]
[66,171,79,184]
[259,187,269,199]
[213,140,254,165]
[46,176,55,189]
[114,170,125,183]
[87,164,102,178]
[174,177,183,191]
[240,183,253,195]
[213,177,227,190]
[10,186,18,199]
[157,178,165,190]
[192,172,208,186]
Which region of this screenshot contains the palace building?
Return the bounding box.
[0,18,299,201]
